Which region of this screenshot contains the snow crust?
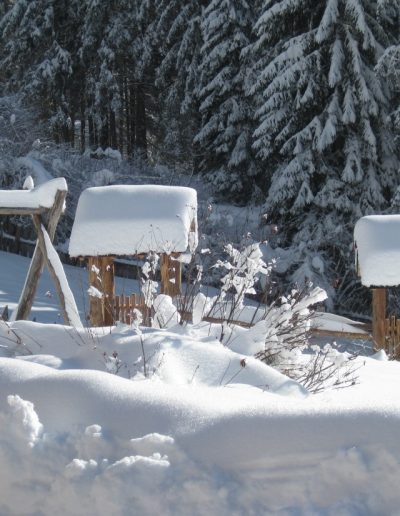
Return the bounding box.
[1,324,400,514]
[0,177,67,210]
[354,215,400,287]
[69,185,198,257]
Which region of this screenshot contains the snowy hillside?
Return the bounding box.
[0,250,400,515]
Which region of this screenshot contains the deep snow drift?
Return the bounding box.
[0,251,399,515]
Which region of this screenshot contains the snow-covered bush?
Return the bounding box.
[185,241,358,393]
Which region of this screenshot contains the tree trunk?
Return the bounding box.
[135,83,147,160]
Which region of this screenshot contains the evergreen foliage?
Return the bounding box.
[251,0,398,307]
[195,0,258,198]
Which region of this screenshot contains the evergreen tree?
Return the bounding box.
[252,0,398,306]
[0,0,85,142]
[195,0,258,199]
[154,0,205,170]
[80,0,156,158]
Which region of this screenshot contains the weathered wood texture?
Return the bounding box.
[88,256,115,326]
[31,215,77,326]
[160,253,181,296]
[114,293,151,326]
[372,288,386,349]
[14,190,66,321]
[384,316,400,357]
[0,207,48,216]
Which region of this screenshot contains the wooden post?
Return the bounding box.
[88,256,115,326]
[372,288,386,350]
[160,253,181,297]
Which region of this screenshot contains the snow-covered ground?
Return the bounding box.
[0,251,399,515]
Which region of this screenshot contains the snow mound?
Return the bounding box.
[2,356,400,515]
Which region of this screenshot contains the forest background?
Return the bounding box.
[0,0,399,318]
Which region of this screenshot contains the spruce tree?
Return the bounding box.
[252,0,398,306]
[0,0,85,142]
[195,0,258,199]
[154,0,205,170]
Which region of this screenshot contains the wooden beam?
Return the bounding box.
[160,254,181,297]
[311,329,373,340]
[88,256,115,326]
[31,214,77,326]
[372,288,386,350]
[0,207,48,216]
[13,189,67,321]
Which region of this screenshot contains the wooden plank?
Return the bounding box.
[160,253,181,297]
[88,256,115,326]
[311,329,373,340]
[115,295,120,322]
[13,189,67,321]
[31,215,75,326]
[88,257,103,327]
[0,207,48,216]
[102,256,115,326]
[372,288,386,350]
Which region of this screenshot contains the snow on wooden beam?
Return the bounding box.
[0,177,67,212]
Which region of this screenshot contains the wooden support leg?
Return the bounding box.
[31,216,82,327]
[12,189,67,321]
[160,254,181,297]
[372,288,386,350]
[88,256,115,327]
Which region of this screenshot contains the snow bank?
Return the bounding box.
[354,215,400,287]
[69,185,198,256]
[0,177,67,210]
[1,354,400,515]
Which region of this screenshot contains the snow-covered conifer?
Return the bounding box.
[195,0,259,198]
[0,0,85,142]
[154,0,205,169]
[252,0,399,305]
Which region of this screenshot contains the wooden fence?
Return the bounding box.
[114,293,151,326]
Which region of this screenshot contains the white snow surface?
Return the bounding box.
[0,177,67,210]
[1,250,400,514]
[69,185,198,257]
[354,215,400,286]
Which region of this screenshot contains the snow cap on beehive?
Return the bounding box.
[354,215,400,287]
[69,185,197,257]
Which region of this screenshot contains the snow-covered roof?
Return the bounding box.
[354,215,400,287]
[69,185,198,257]
[0,177,67,211]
